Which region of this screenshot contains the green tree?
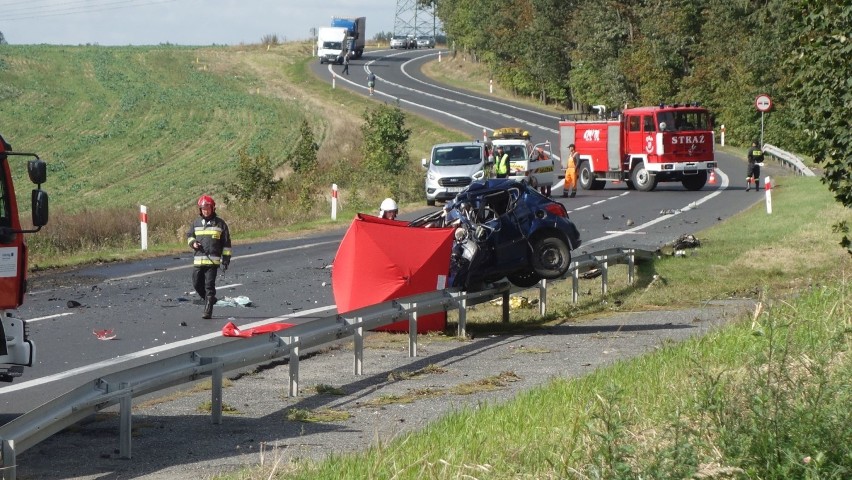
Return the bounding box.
[289,119,318,174]
[226,147,280,203]
[787,0,852,252]
[360,104,411,177]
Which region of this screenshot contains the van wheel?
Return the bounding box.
[427,199,436,206]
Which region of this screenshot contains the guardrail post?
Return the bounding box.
[458,297,468,338]
[502,289,510,323]
[409,306,418,358]
[289,336,300,397]
[211,365,223,425]
[538,279,547,316]
[2,439,16,480]
[628,250,636,285]
[601,256,609,296]
[572,266,580,303]
[354,317,364,375]
[119,389,132,459]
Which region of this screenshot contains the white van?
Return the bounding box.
[491,128,556,189]
[422,141,490,206]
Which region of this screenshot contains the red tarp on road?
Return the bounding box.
[332,214,454,333]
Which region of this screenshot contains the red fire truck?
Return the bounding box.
[558,104,716,191]
[0,133,49,382]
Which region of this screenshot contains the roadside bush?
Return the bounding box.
[288,119,318,174]
[226,147,281,203]
[360,103,411,177]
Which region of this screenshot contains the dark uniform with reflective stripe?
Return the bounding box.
[746,143,764,191]
[187,215,232,304]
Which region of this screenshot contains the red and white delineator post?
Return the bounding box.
[331,184,339,220]
[764,176,772,214]
[140,205,148,250]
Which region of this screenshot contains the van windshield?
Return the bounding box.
[433,146,483,166]
[322,41,342,49]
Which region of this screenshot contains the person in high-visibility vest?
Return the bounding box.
[746,141,764,192]
[494,145,509,178]
[187,195,232,319]
[562,143,578,198]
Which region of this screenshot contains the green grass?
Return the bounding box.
[1,42,468,268]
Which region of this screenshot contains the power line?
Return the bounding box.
[0,0,181,21]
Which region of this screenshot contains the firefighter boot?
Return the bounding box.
[746,178,751,192]
[202,296,216,319]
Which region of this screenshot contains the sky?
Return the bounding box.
[0,0,400,46]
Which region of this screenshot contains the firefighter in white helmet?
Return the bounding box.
[379,198,398,220]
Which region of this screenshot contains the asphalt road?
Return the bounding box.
[1,48,772,420]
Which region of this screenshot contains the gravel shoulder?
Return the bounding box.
[14,300,755,480]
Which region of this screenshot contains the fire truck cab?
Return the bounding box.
[559,104,716,192]
[0,133,49,382]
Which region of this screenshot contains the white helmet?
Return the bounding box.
[379,197,398,217]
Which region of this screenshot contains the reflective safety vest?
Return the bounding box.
[495,153,509,175]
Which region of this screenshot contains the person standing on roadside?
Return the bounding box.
[367,71,376,95]
[494,145,509,178]
[341,51,351,75]
[187,195,232,319]
[563,144,578,198]
[746,140,763,192]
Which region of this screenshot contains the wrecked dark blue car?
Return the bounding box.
[409,179,581,289]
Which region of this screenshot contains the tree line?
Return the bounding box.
[435,0,851,250]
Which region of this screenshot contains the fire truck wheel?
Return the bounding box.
[681,171,708,191]
[577,161,594,190]
[631,162,657,192]
[530,236,572,279]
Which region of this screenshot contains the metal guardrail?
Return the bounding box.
[0,247,653,479]
[762,144,815,177]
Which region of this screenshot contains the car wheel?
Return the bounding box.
[630,162,657,192]
[427,199,436,206]
[682,171,708,191]
[530,236,572,279]
[507,270,542,288]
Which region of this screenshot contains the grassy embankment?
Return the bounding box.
[216,54,851,479]
[226,176,851,479]
[0,42,461,269]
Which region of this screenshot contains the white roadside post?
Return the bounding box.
[765,176,772,214]
[331,184,339,220]
[332,73,336,89]
[720,124,726,146]
[489,79,493,94]
[139,205,148,251]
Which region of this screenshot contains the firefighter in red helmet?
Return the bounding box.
[187,195,232,319]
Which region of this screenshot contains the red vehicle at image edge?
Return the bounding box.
[0,133,49,382]
[558,104,716,191]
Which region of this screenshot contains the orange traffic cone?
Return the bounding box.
[708,169,717,185]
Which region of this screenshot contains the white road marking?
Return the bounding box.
[0,304,336,393]
[27,312,75,323]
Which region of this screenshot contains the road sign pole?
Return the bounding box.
[760,111,765,147]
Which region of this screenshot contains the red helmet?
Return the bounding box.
[198,195,215,208]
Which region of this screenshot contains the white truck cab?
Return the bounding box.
[491,128,556,189]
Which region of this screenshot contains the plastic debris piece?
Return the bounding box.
[213,296,253,307]
[222,321,295,337]
[67,300,82,308]
[93,329,117,340]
